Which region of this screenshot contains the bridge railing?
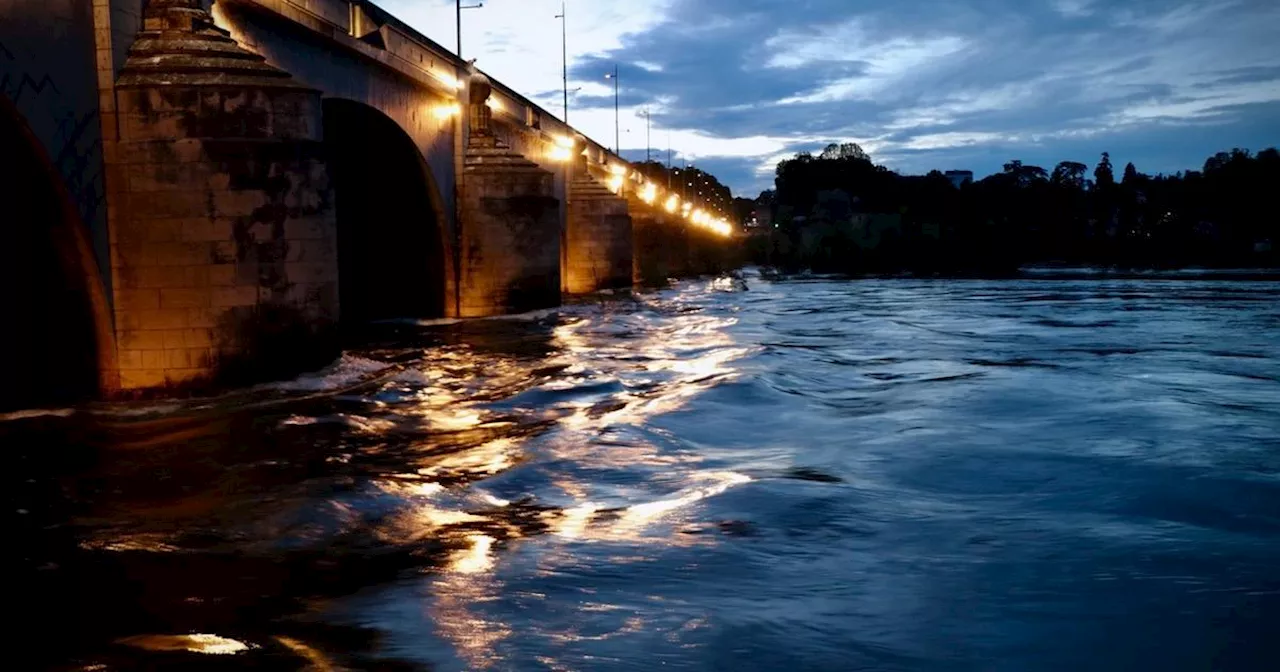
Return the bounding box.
[224,0,733,236]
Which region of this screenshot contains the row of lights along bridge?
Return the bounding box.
[454,0,734,235]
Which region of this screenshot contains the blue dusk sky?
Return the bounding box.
[380,0,1280,196]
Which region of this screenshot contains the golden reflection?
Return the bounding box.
[116,633,252,655]
[274,636,338,671]
[80,532,180,553]
[429,529,511,668]
[450,533,496,574]
[552,502,600,539]
[618,471,751,530]
[417,437,519,479]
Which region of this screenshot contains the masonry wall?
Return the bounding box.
[458,169,561,317]
[215,2,458,268]
[631,205,690,286]
[566,182,632,294]
[112,84,339,390]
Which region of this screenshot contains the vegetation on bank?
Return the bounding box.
[746,144,1280,274]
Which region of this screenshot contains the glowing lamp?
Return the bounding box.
[549,145,573,162]
[432,103,461,120]
[639,182,658,204]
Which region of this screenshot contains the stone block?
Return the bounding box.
[285,262,334,284]
[175,347,214,370]
[183,329,214,349]
[181,218,233,243]
[284,217,331,240]
[117,350,146,371]
[142,350,167,370]
[161,287,211,309]
[149,242,211,267]
[119,369,168,390]
[187,308,217,329]
[212,190,267,218]
[161,327,186,348]
[209,265,236,287]
[117,289,160,311]
[119,309,187,331]
[119,330,167,351]
[212,286,259,308]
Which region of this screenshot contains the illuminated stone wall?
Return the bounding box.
[566,175,633,294]
[109,0,339,391]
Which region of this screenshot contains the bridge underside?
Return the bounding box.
[323,99,447,329]
[0,95,113,411]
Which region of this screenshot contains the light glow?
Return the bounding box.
[664,195,680,213]
[431,70,463,91]
[607,174,625,193]
[433,103,461,120]
[548,145,573,162]
[552,134,575,149]
[609,164,627,176]
[639,182,658,204]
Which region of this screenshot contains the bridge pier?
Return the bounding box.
[564,141,633,294]
[628,198,690,286]
[457,69,561,317]
[108,0,339,391]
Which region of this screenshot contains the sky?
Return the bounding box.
[379,0,1280,196]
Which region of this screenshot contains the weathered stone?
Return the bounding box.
[458,66,562,317]
[108,0,339,393]
[566,168,632,294]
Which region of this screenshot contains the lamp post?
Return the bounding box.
[666,132,672,189]
[604,65,619,153]
[554,2,568,121]
[456,0,484,58]
[638,108,651,162]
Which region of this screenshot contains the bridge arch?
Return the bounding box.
[0,94,115,410]
[322,98,452,328]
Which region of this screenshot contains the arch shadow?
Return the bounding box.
[322,99,451,332]
[0,94,115,410]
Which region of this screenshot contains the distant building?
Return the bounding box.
[945,170,973,189]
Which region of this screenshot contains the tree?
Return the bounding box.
[1122,162,1139,185]
[1094,152,1115,189]
[1051,161,1088,190]
[819,142,871,162]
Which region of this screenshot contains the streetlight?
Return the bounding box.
[604,65,619,153]
[554,2,568,121]
[456,0,483,59]
[637,107,651,162]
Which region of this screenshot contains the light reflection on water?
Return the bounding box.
[8,271,1280,670]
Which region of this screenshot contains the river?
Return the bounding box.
[8,270,1280,670]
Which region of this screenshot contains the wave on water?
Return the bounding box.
[0,407,76,423]
[268,354,394,392]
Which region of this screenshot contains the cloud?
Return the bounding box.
[376,0,1280,195]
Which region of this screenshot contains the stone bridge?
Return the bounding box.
[0,0,737,409]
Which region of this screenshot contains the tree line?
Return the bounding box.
[750,143,1280,274]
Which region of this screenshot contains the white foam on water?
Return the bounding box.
[270,354,391,392]
[0,407,75,423]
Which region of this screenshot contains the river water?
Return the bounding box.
[9,270,1280,671]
